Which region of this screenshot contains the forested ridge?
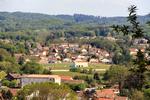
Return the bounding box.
[0,12,150,32]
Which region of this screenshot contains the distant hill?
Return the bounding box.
[0,12,150,32]
[56,14,150,25]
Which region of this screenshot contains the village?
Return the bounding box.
[0,36,150,100]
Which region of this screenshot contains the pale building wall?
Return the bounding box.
[73,62,89,67]
[21,77,61,87]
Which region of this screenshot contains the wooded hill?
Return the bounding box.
[0,12,150,32]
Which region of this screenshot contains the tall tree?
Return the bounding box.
[104,65,129,92]
[112,5,147,90]
[112,5,144,38]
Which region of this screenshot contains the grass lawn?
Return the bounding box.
[89,63,111,70]
[43,63,111,70]
[42,63,71,70]
[52,71,92,77]
[52,71,106,77]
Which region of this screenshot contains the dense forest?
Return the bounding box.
[0,12,150,44]
[0,12,150,32]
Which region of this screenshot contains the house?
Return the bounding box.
[101,59,112,64]
[6,73,21,81]
[39,56,48,64]
[77,55,88,61]
[60,76,73,81]
[20,74,61,87]
[6,73,61,87]
[106,36,116,42]
[81,49,88,54]
[42,51,47,56]
[133,38,148,45]
[129,48,138,56]
[63,48,69,53]
[115,96,128,100]
[63,58,72,62]
[68,43,79,48]
[94,89,128,100]
[60,76,84,84]
[89,59,99,63]
[94,89,115,100]
[129,48,145,56]
[72,60,89,68]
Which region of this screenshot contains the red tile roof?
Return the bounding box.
[115,96,128,100]
[95,98,113,100]
[94,89,128,100]
[60,76,73,81]
[95,89,115,99]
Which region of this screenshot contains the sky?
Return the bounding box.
[0,0,149,17]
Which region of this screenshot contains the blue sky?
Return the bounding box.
[0,0,149,17]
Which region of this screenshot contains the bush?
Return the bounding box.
[69,83,87,91]
[1,89,13,100]
[9,80,18,88]
[130,90,144,100]
[120,89,130,96]
[144,88,150,100]
[43,69,52,74]
[2,79,10,87]
[2,79,18,88]
[80,69,88,74]
[70,68,80,72]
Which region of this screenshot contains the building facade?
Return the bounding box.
[20,75,61,87]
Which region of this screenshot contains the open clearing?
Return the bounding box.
[43,63,111,70]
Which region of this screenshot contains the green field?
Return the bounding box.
[52,71,106,77]
[52,71,92,77]
[43,63,71,70]
[43,63,111,70]
[89,63,110,70]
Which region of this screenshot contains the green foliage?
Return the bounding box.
[0,42,16,54]
[9,80,19,88]
[104,65,129,83]
[2,79,10,87]
[104,65,130,93]
[120,89,130,97]
[42,69,52,74]
[126,50,148,90]
[130,90,144,100]
[70,67,81,72]
[2,79,19,88]
[112,48,131,64]
[18,56,25,65]
[112,5,148,91]
[1,89,13,100]
[17,82,77,100]
[144,88,150,100]
[93,72,100,80]
[0,48,20,73]
[0,71,7,79]
[78,37,120,52]
[68,83,87,91]
[112,5,144,38]
[21,61,44,74]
